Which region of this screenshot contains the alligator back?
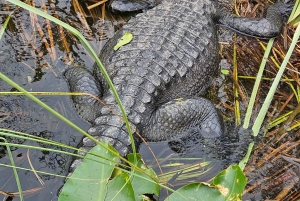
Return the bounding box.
[98,0,219,106]
[73,0,222,156]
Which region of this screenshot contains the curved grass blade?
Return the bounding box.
[0,71,102,150]
[238,142,254,170]
[0,137,23,201]
[0,128,80,151]
[0,10,14,39]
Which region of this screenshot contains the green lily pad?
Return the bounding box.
[105,173,135,201]
[128,153,160,200]
[58,142,119,201]
[165,164,247,201]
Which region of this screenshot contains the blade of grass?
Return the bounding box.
[0,11,14,39]
[0,141,84,159]
[233,34,241,125]
[238,142,254,170]
[0,137,128,168]
[0,128,83,151]
[0,162,67,178]
[0,137,23,201]
[252,23,300,136]
[243,38,274,129]
[288,0,300,24]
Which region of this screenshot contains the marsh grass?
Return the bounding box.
[221,0,300,198]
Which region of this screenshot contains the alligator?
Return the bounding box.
[65,0,292,171]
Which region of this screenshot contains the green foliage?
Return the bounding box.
[105,173,135,201]
[165,165,246,201]
[114,32,133,51]
[59,143,119,201]
[128,154,160,200]
[243,0,300,136]
[243,38,275,130]
[59,144,160,201]
[288,0,300,25]
[58,146,246,201]
[251,24,300,136]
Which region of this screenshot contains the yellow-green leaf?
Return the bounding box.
[221,69,229,75]
[114,32,133,51]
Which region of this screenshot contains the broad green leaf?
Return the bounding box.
[211,164,247,200]
[128,153,160,200]
[165,165,247,201]
[164,183,220,201]
[105,173,135,201]
[114,32,133,50]
[58,142,119,201]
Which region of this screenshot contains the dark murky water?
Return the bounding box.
[0,1,226,200]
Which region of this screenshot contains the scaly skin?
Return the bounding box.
[110,0,157,12]
[65,0,292,171]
